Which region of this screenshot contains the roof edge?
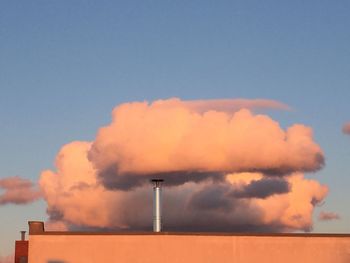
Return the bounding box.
[28,222,350,237]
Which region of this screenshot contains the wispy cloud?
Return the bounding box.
[342,122,350,135]
[183,98,292,113]
[318,211,340,221]
[0,176,42,205]
[0,253,14,263]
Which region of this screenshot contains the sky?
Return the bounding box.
[1,0,350,258]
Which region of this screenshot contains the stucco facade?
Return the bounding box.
[28,222,350,263]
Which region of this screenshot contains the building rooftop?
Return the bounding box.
[28,221,350,237]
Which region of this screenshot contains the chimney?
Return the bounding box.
[15,231,28,263]
[28,221,45,234]
[151,179,164,232]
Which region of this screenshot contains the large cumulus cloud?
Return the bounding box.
[88,98,323,189]
[39,98,328,232]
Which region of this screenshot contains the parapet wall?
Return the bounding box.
[28,232,350,263]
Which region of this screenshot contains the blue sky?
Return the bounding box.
[1,0,350,256]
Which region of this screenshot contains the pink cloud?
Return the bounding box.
[38,98,328,232]
[89,98,323,189]
[318,211,340,221]
[0,176,42,205]
[179,98,291,113]
[0,253,14,263]
[342,122,350,135]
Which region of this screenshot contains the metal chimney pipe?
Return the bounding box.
[151,179,164,232]
[20,231,26,241]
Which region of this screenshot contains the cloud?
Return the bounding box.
[88,98,323,190]
[0,176,42,205]
[232,178,290,199]
[342,122,350,135]
[39,98,328,232]
[40,143,328,232]
[179,98,291,113]
[318,211,340,221]
[0,253,14,263]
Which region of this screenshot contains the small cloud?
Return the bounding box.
[184,98,292,113]
[0,253,14,263]
[318,211,340,221]
[342,122,350,135]
[0,176,42,205]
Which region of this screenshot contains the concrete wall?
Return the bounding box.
[28,234,350,263]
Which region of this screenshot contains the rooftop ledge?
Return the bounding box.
[28,221,350,237]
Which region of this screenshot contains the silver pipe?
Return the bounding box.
[20,231,26,241]
[151,179,164,232]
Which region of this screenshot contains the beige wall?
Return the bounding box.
[28,234,350,263]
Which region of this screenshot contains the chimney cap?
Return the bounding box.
[151,179,164,187]
[151,179,164,183]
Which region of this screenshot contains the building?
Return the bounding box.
[21,221,350,263]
